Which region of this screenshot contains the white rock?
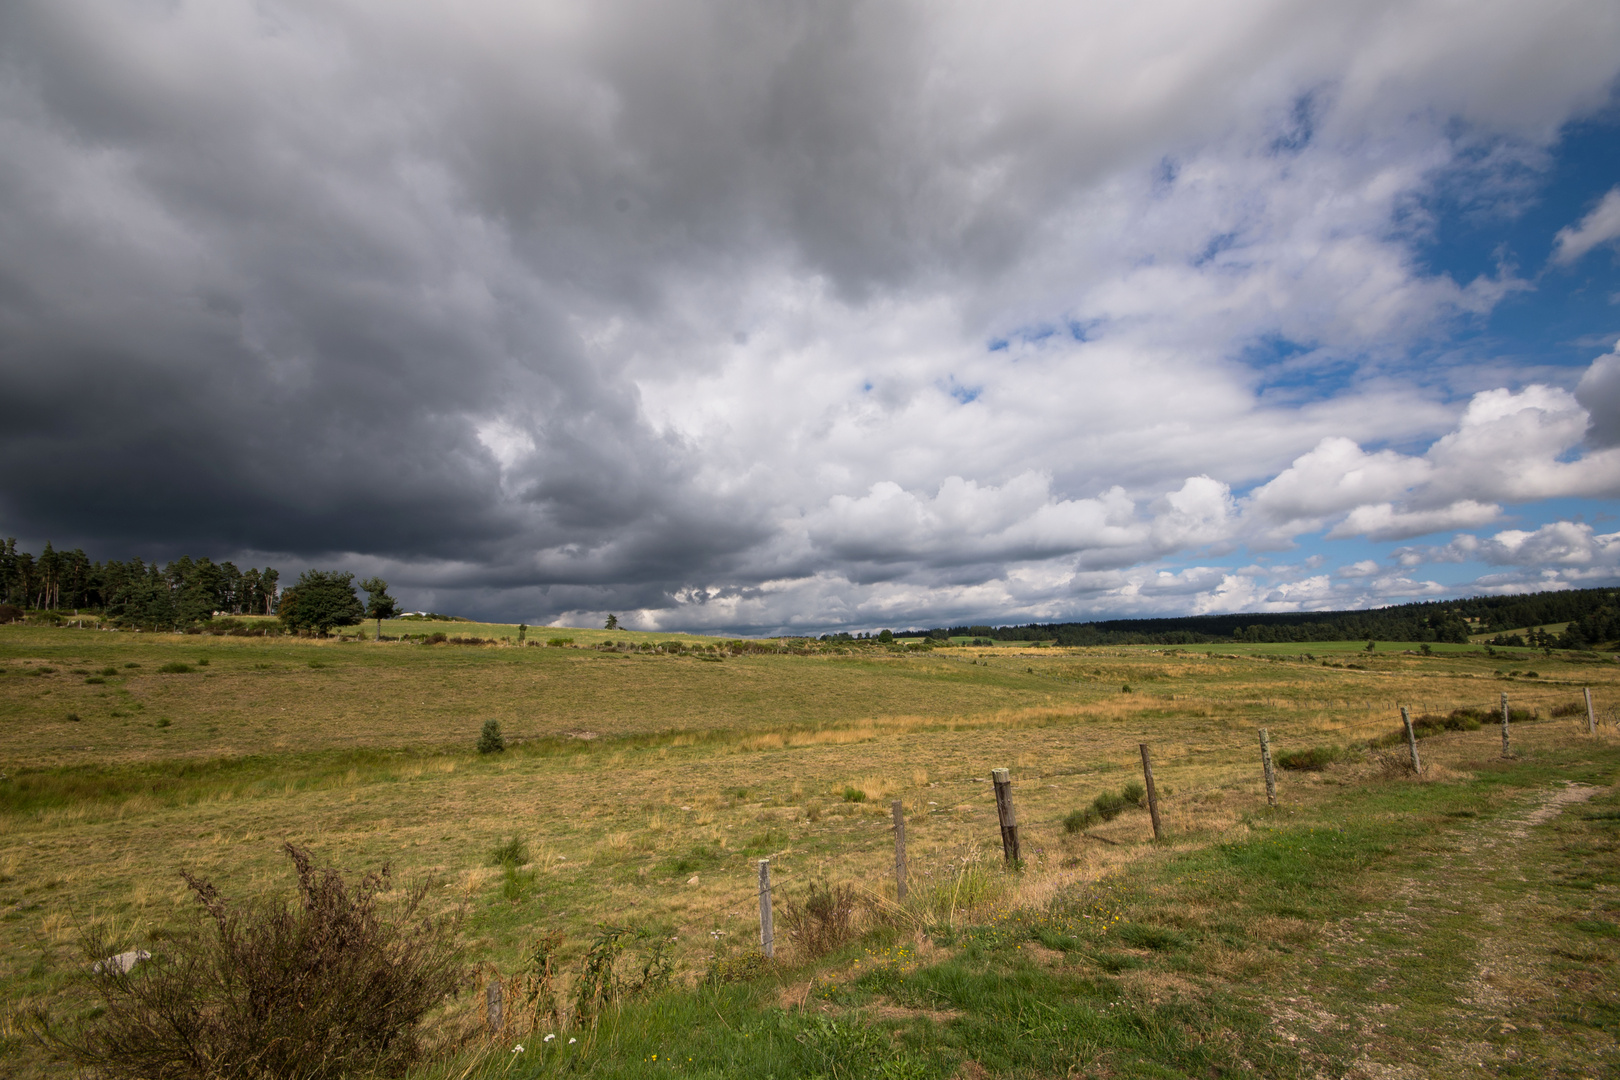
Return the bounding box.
[93,949,150,975]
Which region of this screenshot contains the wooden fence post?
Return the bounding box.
[758,859,774,959]
[486,978,503,1034]
[1139,743,1163,842]
[1500,692,1511,758]
[1585,688,1596,735]
[891,799,908,901]
[1258,728,1277,808]
[991,768,1021,864]
[1400,707,1422,774]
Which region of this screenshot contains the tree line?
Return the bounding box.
[1,539,280,629]
[1,540,404,638]
[919,587,1620,649]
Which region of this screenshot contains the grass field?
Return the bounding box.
[2,624,1617,1077]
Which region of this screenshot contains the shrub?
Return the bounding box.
[1091,790,1130,822]
[1122,780,1146,806]
[840,786,866,803]
[1063,807,1098,833]
[1551,701,1587,718]
[0,602,23,623]
[477,718,505,754]
[780,881,858,960]
[1371,707,1506,748]
[84,676,105,685]
[1275,745,1344,771]
[98,666,118,677]
[34,843,464,1080]
[157,662,192,674]
[546,637,573,647]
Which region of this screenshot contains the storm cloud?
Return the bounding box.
[3,1,1619,631]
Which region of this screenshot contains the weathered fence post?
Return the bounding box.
[1500,692,1511,757]
[1258,727,1277,807]
[991,768,1021,864]
[758,859,774,958]
[891,798,908,901]
[1585,687,1597,735]
[486,978,503,1034]
[1139,743,1163,842]
[1400,706,1422,774]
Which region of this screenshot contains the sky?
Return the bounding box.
[2,0,1620,634]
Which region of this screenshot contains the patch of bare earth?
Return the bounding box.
[867,1002,962,1024]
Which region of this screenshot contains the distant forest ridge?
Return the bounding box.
[920,587,1620,650]
[3,536,1617,648]
[0,538,279,627]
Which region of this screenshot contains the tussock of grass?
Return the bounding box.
[488,836,529,868]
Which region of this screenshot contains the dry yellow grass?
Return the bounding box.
[2,622,1615,1073]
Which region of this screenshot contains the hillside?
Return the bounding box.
[927,586,1620,648]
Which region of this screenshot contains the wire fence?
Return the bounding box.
[473,683,1613,1036]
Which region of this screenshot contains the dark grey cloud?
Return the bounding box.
[0,1,781,586]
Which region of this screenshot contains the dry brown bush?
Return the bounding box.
[780,881,859,960]
[34,843,464,1080]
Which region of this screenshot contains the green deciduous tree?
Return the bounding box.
[278,571,364,635]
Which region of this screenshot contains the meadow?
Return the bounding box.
[2,622,1617,1077]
